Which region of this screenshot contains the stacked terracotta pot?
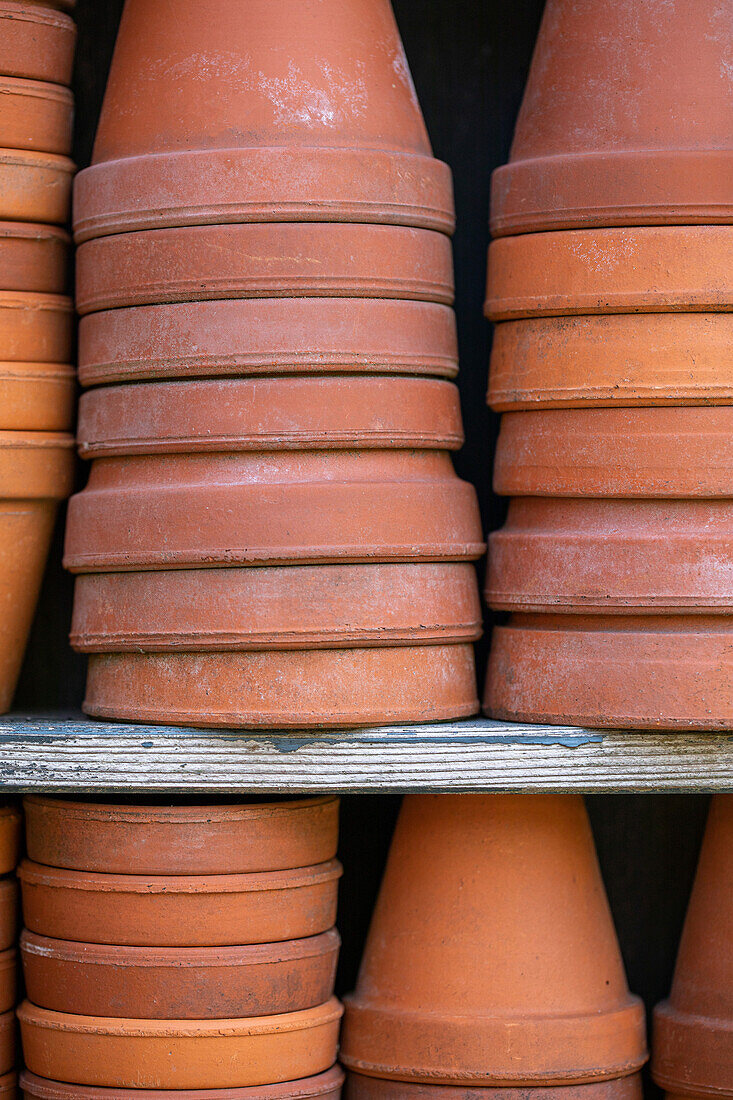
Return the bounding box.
[340,793,648,1097]
[17,795,344,1098]
[0,0,77,714]
[62,0,485,730]
[652,795,732,1100]
[483,0,733,728]
[0,807,20,1099]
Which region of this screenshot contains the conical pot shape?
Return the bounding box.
[70,563,482,652]
[20,1066,345,1100]
[24,795,339,874]
[0,363,75,431]
[487,498,733,614]
[485,614,733,730]
[0,1012,14,1075]
[20,928,340,1019]
[493,408,733,497]
[0,2,76,84]
[0,223,68,295]
[0,151,73,224]
[0,879,17,950]
[82,644,479,728]
[0,77,72,155]
[17,999,343,1090]
[340,793,646,1086]
[0,294,73,364]
[491,0,733,235]
[77,299,458,387]
[75,224,454,315]
[74,0,452,239]
[19,858,342,946]
[0,810,20,875]
[346,1075,644,1099]
[63,451,484,572]
[486,227,733,321]
[76,377,464,457]
[487,314,733,410]
[652,796,733,1096]
[0,951,15,1014]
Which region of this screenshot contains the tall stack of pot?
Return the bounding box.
[0,808,20,1098]
[18,796,344,1098]
[0,0,77,714]
[63,0,485,730]
[483,0,733,729]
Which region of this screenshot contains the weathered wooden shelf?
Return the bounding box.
[0,713,730,792]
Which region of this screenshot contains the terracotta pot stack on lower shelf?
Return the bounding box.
[0,0,77,714]
[62,0,484,730]
[482,0,733,730]
[0,808,20,1098]
[340,794,648,1097]
[17,796,344,1098]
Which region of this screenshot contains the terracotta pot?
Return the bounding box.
[77,377,463,457]
[19,858,342,946]
[18,999,343,1089]
[20,1066,344,1099]
[73,0,451,239]
[494,408,733,497]
[0,1072,14,1100]
[0,151,73,223]
[0,431,74,712]
[0,362,75,432]
[0,3,76,84]
[24,795,339,874]
[653,796,733,1096]
[0,223,68,295]
[0,78,73,154]
[487,498,733,614]
[486,227,733,321]
[0,953,14,1014]
[64,451,484,572]
[490,0,733,235]
[0,810,20,876]
[341,794,646,1085]
[345,1074,643,1099]
[0,1012,14,1075]
[21,928,340,1019]
[0,293,73,364]
[487,314,733,410]
[83,644,479,728]
[75,224,454,316]
[70,563,482,652]
[77,298,458,387]
[0,880,17,951]
[485,614,733,730]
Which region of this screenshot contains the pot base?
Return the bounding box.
[346,1071,643,1099]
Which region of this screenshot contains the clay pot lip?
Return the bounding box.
[19,1066,345,1100]
[17,996,344,1037]
[344,1072,644,1098]
[0,75,73,103]
[20,927,341,967]
[0,221,69,244]
[0,290,73,314]
[0,0,76,25]
[18,857,344,894]
[0,430,74,452]
[23,793,337,824]
[0,362,74,376]
[0,148,74,171]
[0,1073,13,1093]
[0,948,14,969]
[652,1000,733,1096]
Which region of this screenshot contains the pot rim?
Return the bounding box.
[0,148,74,171]
[0,74,73,102]
[23,793,337,823]
[19,1065,345,1099]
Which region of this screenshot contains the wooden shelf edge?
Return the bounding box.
[0,713,730,792]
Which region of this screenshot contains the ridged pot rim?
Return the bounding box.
[345,1071,643,1098]
[0,949,14,970]
[0,290,72,313]
[0,221,69,243]
[0,74,73,102]
[23,793,336,823]
[0,0,75,24]
[0,148,74,170]
[652,1000,733,1097]
[19,1066,345,1099]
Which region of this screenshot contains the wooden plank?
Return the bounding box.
[0,714,730,792]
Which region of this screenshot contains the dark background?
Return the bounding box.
[13,3,710,1095]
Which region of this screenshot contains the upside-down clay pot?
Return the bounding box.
[0,3,76,84]
[18,999,343,1089]
[0,810,20,875]
[487,314,733,410]
[345,1075,643,1099]
[20,1066,345,1100]
[0,224,68,295]
[486,227,733,321]
[0,362,75,431]
[24,795,339,874]
[0,432,74,712]
[0,77,73,154]
[19,858,342,945]
[70,563,482,653]
[73,0,452,240]
[81,644,479,728]
[77,299,458,387]
[64,452,484,572]
[0,294,73,364]
[20,928,340,1018]
[485,614,733,730]
[75,224,454,315]
[0,151,74,224]
[341,794,646,1085]
[487,498,733,614]
[0,952,15,1013]
[653,796,733,1096]
[490,0,733,235]
[493,408,733,497]
[0,880,17,950]
[0,1011,14,1074]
